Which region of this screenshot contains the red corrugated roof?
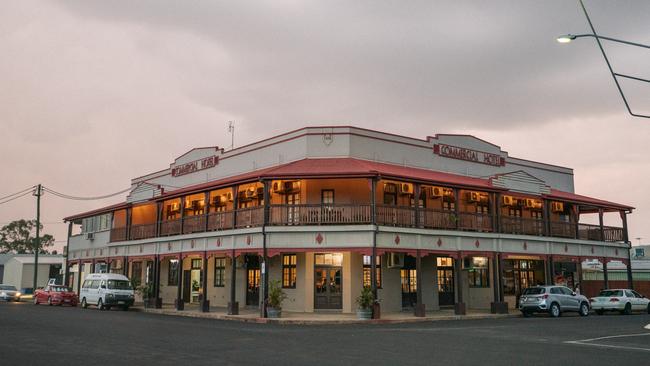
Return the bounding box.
[63,158,633,220]
[544,189,633,211]
[63,202,130,222]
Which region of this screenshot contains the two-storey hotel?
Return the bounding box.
[63,126,634,317]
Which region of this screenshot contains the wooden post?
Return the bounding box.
[204,191,210,232]
[155,202,162,237]
[621,211,633,290]
[370,177,380,319]
[547,256,554,285]
[414,183,421,228]
[492,193,500,233]
[175,253,184,311]
[573,205,580,239]
[542,200,550,237]
[453,188,460,230]
[598,208,605,242]
[228,248,239,315]
[602,258,609,290]
[154,254,162,308]
[261,180,270,318]
[201,251,210,312]
[64,222,73,287]
[414,249,425,317]
[454,252,466,315]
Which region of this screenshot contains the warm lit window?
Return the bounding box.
[191,259,202,269]
[314,253,343,266]
[214,258,226,287]
[467,257,489,288]
[282,254,297,288]
[168,259,179,286]
[362,255,382,288]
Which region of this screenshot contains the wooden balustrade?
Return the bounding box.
[110,227,127,242]
[106,203,626,243]
[183,215,206,234]
[207,211,234,231]
[129,223,157,240]
[234,207,264,228]
[160,218,182,236]
[269,204,372,225]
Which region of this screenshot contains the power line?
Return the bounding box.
[42,185,135,201]
[0,190,34,206]
[0,185,36,202]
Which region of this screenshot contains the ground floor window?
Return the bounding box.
[168,259,179,286]
[362,255,382,288]
[503,259,545,296]
[467,257,489,288]
[282,254,297,288]
[213,257,226,287]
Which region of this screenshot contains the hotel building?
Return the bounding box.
[63,126,634,316]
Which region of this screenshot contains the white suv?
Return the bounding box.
[519,286,590,318]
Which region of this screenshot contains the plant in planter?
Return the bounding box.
[266,280,287,318]
[356,286,375,320]
[136,282,154,308]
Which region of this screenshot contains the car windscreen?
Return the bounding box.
[598,290,623,297]
[0,285,17,291]
[522,288,545,295]
[107,280,132,290]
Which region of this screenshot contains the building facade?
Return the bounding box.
[63,126,633,316]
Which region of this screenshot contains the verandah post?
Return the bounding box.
[175,253,184,311]
[201,251,210,312]
[370,177,380,319]
[621,210,633,290]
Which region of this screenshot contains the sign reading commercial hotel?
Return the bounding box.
[433,144,505,167]
[172,156,219,177]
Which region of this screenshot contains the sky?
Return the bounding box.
[1,0,649,252]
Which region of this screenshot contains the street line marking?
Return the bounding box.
[645,324,650,330]
[565,333,650,352]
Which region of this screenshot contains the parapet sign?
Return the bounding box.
[172,155,219,177]
[434,144,505,167]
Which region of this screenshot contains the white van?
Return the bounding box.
[80,273,135,311]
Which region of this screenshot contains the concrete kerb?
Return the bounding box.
[131,307,519,325]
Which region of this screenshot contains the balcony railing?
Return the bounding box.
[550,221,575,239]
[110,227,127,242]
[500,217,545,236]
[458,212,493,232]
[160,218,182,236]
[183,215,206,234]
[129,223,157,240]
[207,211,234,231]
[269,204,372,225]
[235,206,264,228]
[376,205,415,227]
[106,204,625,243]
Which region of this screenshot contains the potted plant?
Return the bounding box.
[136,282,154,308]
[266,280,287,318]
[356,286,375,320]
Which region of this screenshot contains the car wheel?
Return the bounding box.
[522,311,532,318]
[647,303,650,314]
[33,296,39,305]
[81,298,88,309]
[579,302,589,317]
[47,297,52,306]
[596,309,604,315]
[549,302,561,318]
[122,306,129,311]
[621,303,632,315]
[97,298,104,311]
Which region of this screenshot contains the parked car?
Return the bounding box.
[519,285,590,317]
[589,289,650,315]
[33,285,78,306]
[80,273,135,311]
[0,284,21,302]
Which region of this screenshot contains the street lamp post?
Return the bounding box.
[557,0,650,119]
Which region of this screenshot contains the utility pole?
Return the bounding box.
[32,184,42,292]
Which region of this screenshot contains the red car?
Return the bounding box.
[33,285,78,306]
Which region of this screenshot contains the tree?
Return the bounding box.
[0,219,55,254]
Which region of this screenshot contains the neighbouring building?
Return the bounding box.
[0,254,64,293]
[63,126,634,317]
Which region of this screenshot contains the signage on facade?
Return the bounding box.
[433,144,505,167]
[172,156,219,177]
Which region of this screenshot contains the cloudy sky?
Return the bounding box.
[1,0,649,252]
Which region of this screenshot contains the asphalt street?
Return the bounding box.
[1,302,649,366]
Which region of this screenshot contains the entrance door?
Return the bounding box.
[182,270,191,303]
[245,255,260,306]
[437,257,455,306]
[314,267,342,309]
[401,269,417,308]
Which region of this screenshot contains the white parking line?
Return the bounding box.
[645,323,650,330]
[565,332,650,352]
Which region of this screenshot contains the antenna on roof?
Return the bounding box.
[228,121,235,150]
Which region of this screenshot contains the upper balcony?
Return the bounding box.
[102,178,627,244]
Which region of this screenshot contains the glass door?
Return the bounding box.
[314,267,342,309]
[401,269,417,308]
[437,257,455,306]
[245,255,260,306]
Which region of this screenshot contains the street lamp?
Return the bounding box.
[558,0,650,119]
